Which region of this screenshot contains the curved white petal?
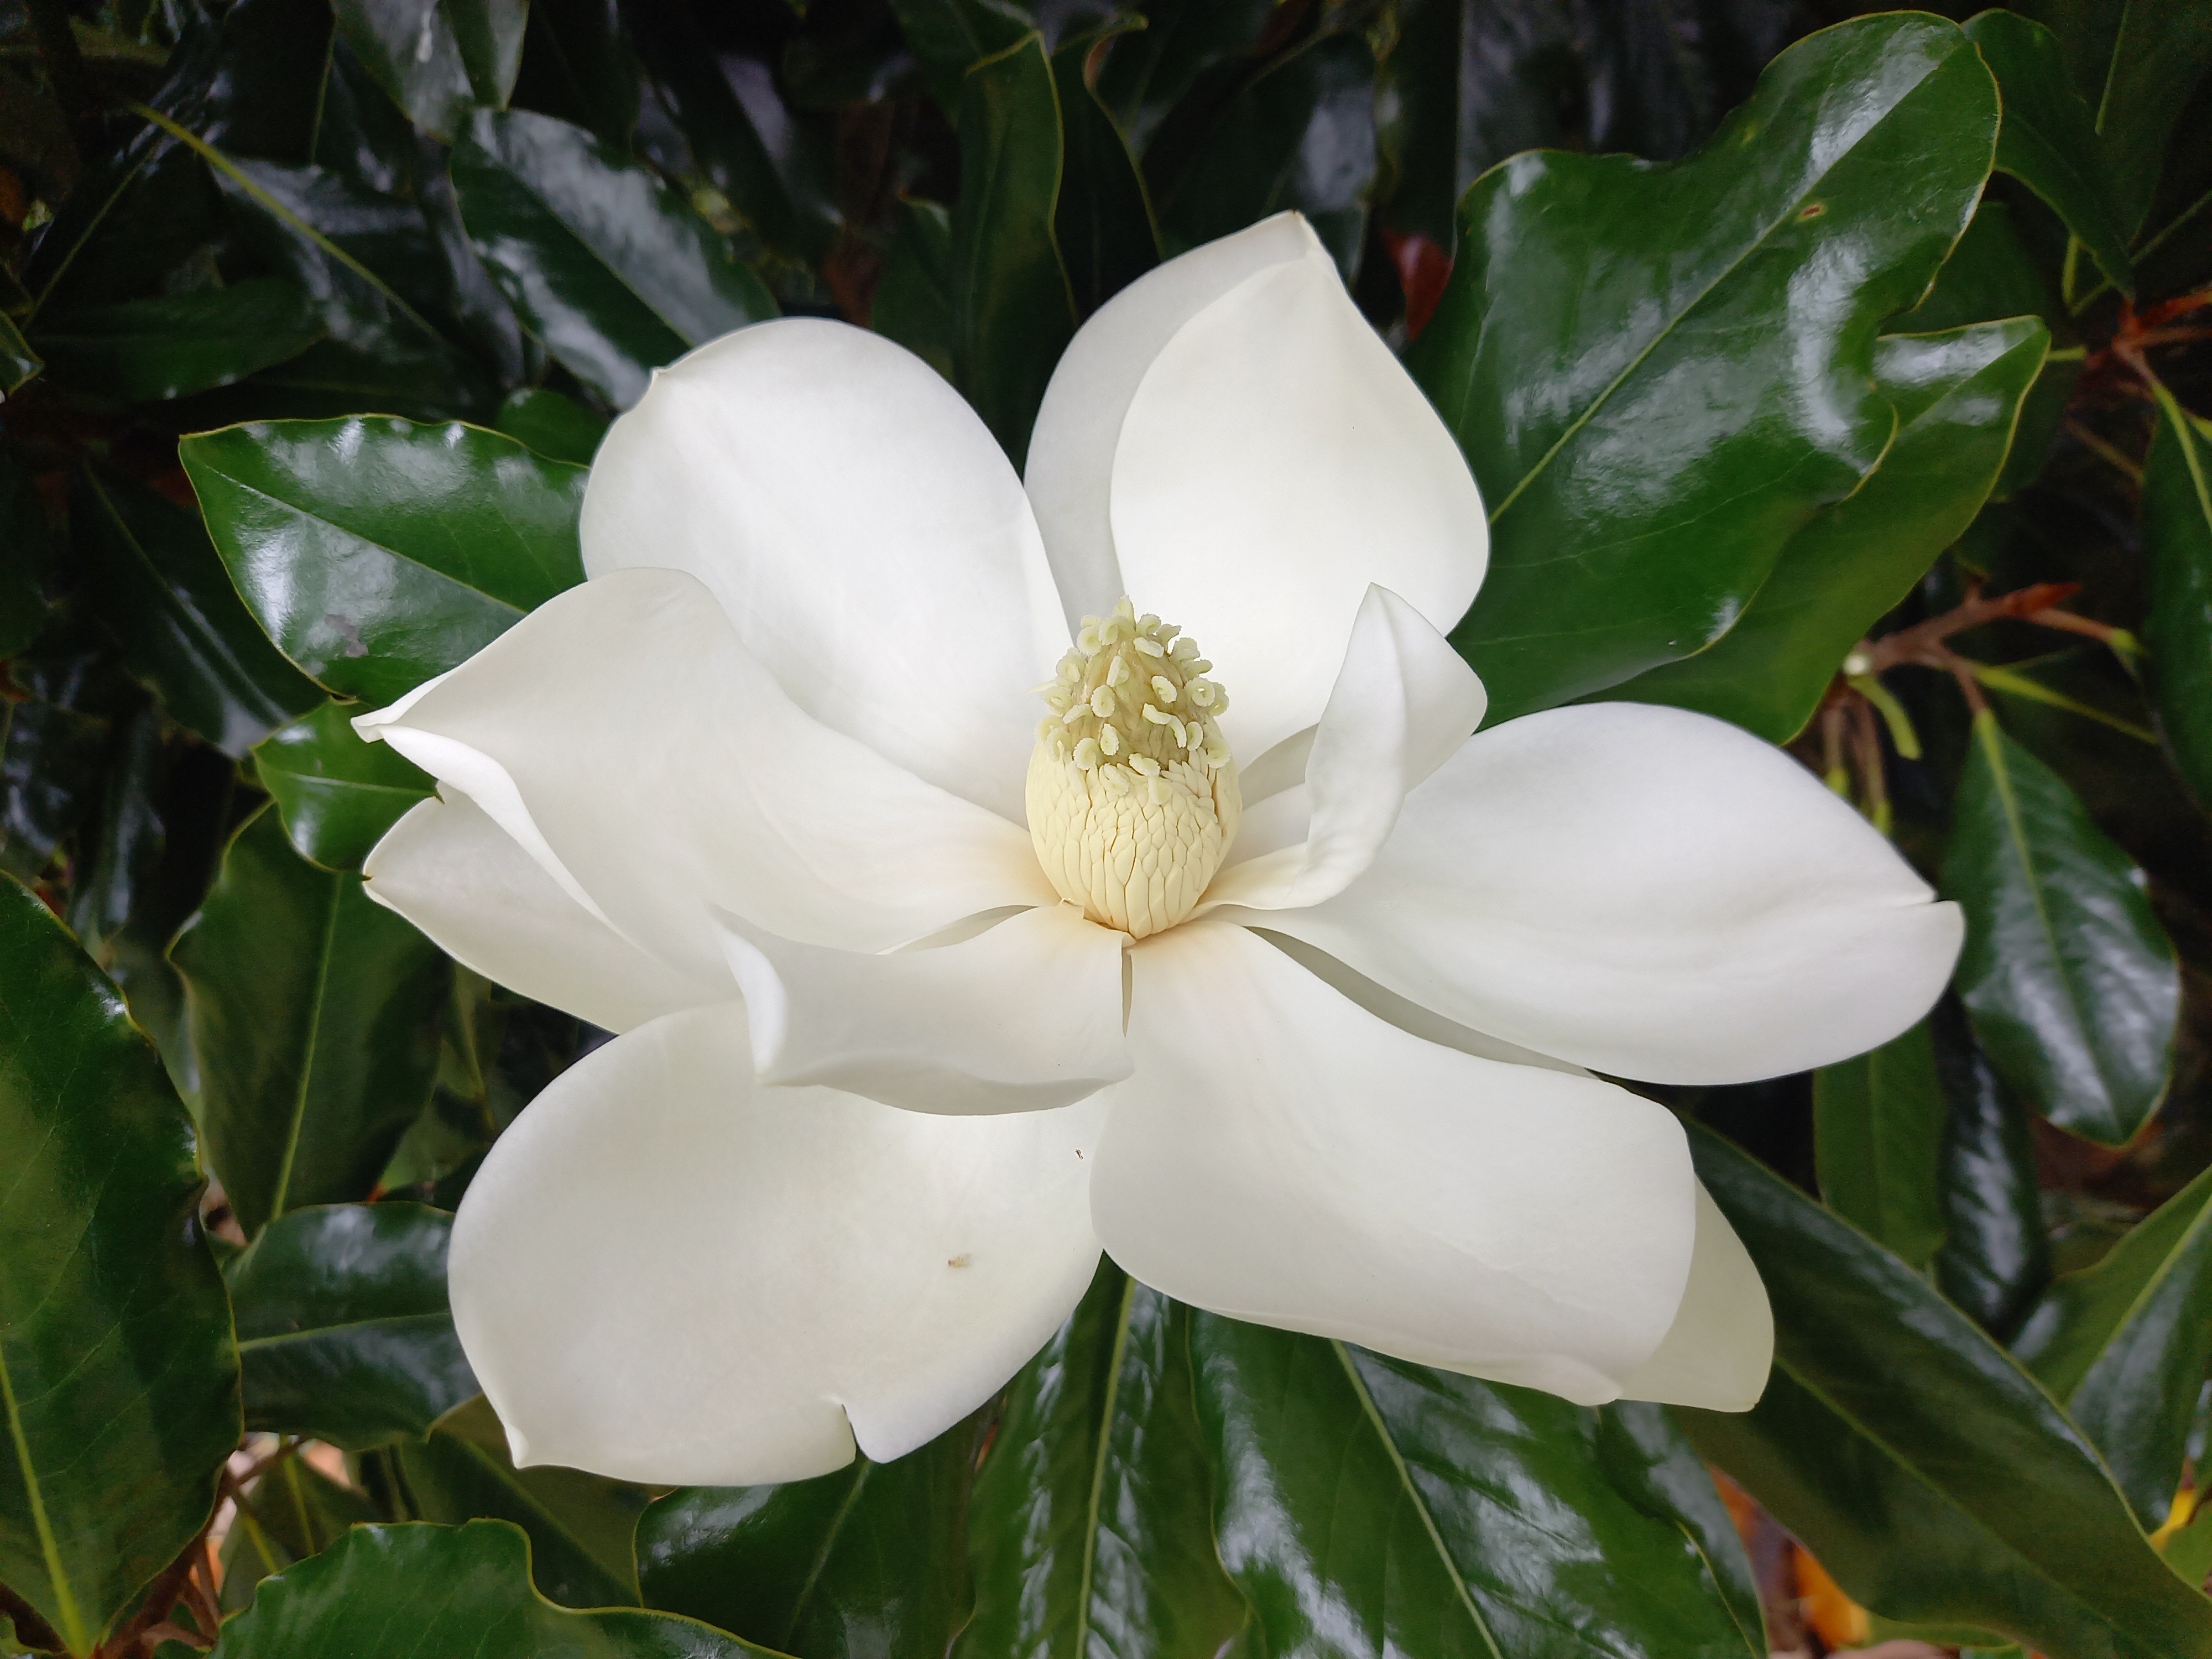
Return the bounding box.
[1094,921,1697,1404]
[363,792,730,1033]
[718,904,1130,1115]
[357,567,1055,982]
[1026,212,1316,629]
[1614,1184,1773,1412]
[450,1004,1104,1485]
[1200,585,1485,914]
[581,319,1066,821]
[1249,703,1965,1084]
[1106,233,1487,763]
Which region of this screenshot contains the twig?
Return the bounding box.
[1859,582,2081,675]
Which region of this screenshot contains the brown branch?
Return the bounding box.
[1859,582,2081,675]
[0,1577,64,1653]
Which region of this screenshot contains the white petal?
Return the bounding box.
[358,567,1056,982]
[580,319,1066,821]
[1248,703,1965,1084]
[1614,1184,1773,1412]
[1094,921,1697,1404]
[1025,212,1316,629]
[1107,233,1487,763]
[450,1004,1104,1485]
[1199,585,1485,914]
[718,904,1130,1115]
[363,792,730,1032]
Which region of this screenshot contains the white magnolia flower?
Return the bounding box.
[356,213,1961,1485]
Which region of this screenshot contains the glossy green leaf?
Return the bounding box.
[2029,0,2212,241]
[1678,1124,2212,1659]
[206,1521,778,1657]
[951,32,1076,468]
[74,462,321,758]
[1903,199,2059,334]
[885,0,1031,112]
[2143,384,2212,812]
[0,444,53,658]
[217,1455,380,1616]
[2013,1161,2212,1527]
[494,385,608,467]
[181,415,587,704]
[637,1417,979,1657]
[1932,1001,2052,1338]
[873,199,957,384]
[1942,709,2178,1146]
[1092,1,1274,156]
[228,1201,477,1450]
[954,1262,1250,1659]
[1192,1314,1762,1659]
[1814,1017,1949,1270]
[1611,317,2046,740]
[0,313,42,398]
[1053,25,1160,319]
[513,0,641,150]
[0,878,239,1656]
[171,805,447,1237]
[1411,15,1999,724]
[1964,11,2134,295]
[389,1396,649,1609]
[1151,30,1377,280]
[253,700,434,870]
[332,0,528,142]
[32,280,324,403]
[452,108,778,409]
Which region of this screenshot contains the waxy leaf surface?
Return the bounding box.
[1942,711,2178,1147]
[171,805,447,1236]
[32,279,324,403]
[253,700,435,870]
[0,878,238,1656]
[1410,14,1998,723]
[1679,1126,2209,1659]
[228,1201,478,1450]
[331,0,528,142]
[1814,1018,1949,1270]
[181,414,586,703]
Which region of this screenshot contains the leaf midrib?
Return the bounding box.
[1072,1274,1139,1654]
[1480,41,1970,529]
[1332,1342,1506,1659]
[264,870,344,1224]
[235,1308,450,1350]
[0,1338,88,1653]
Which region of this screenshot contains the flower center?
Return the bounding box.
[1025,598,1241,938]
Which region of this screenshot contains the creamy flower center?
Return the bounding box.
[1025,598,1241,938]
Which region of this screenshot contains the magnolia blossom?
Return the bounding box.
[356,213,1961,1484]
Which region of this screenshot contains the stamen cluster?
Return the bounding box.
[1034,599,1231,794]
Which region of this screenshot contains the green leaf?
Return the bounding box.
[637,1417,980,1658]
[74,462,321,757]
[1941,709,2178,1146]
[885,0,1032,112]
[2029,0,2212,241]
[1092,1,1274,156]
[1151,30,1378,280]
[227,1201,477,1451]
[513,0,641,150]
[0,877,239,1656]
[205,1520,780,1657]
[31,280,324,403]
[1192,1314,1763,1659]
[2013,1162,2212,1527]
[218,1456,380,1616]
[951,32,1076,468]
[494,386,609,467]
[1902,199,2060,334]
[954,1262,1250,1659]
[0,313,41,398]
[1609,317,2047,741]
[1964,11,2135,296]
[180,414,587,704]
[253,701,434,870]
[1410,15,1999,724]
[2143,384,2212,812]
[1814,1017,1950,1270]
[1932,1001,2052,1337]
[1678,1124,2212,1659]
[872,199,957,384]
[1052,25,1160,319]
[452,108,778,409]
[332,0,528,142]
[171,805,447,1237]
[389,1396,649,1609]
